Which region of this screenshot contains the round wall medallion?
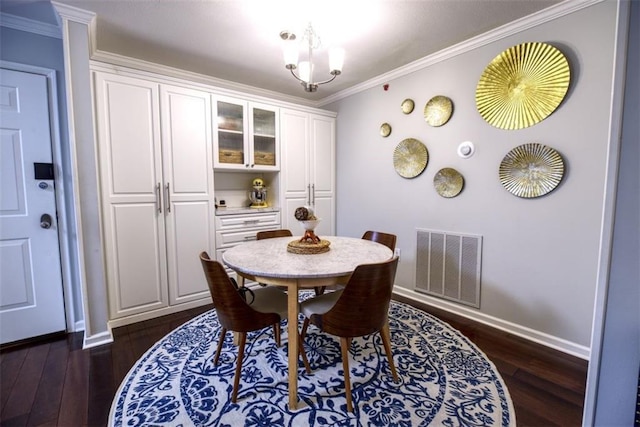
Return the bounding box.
[424,95,453,127]
[476,42,570,130]
[499,143,565,198]
[401,98,415,114]
[434,168,464,198]
[380,123,392,137]
[393,138,428,179]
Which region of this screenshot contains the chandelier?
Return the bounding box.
[280,23,344,92]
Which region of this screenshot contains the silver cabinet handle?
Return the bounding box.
[243,219,260,225]
[165,182,171,213]
[311,183,315,206]
[307,184,311,205]
[156,183,162,213]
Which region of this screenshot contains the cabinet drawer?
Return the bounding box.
[216,229,262,247]
[215,211,281,230]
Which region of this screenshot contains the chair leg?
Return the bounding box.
[273,323,281,347]
[340,337,353,413]
[214,327,227,365]
[380,321,399,382]
[314,286,326,295]
[301,317,310,341]
[232,332,246,403]
[298,333,311,374]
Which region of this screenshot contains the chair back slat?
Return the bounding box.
[362,230,397,252]
[199,252,279,332]
[256,229,293,240]
[312,257,399,338]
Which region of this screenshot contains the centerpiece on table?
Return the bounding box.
[286,206,331,254]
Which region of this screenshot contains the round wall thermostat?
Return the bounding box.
[457,141,475,158]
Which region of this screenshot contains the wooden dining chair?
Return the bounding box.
[361,230,397,252]
[199,251,310,403]
[299,256,400,412]
[256,229,293,240]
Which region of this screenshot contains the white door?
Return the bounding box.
[0,68,66,344]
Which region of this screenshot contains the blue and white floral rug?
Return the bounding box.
[110,298,515,426]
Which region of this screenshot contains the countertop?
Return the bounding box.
[215,207,279,216]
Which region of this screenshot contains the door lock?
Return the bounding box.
[40,213,53,229]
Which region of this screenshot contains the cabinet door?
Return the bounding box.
[280,109,310,198]
[94,72,168,319]
[213,96,247,169]
[310,114,336,235]
[161,85,215,305]
[250,103,279,170]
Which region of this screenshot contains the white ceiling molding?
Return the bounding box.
[0,12,61,39]
[318,0,603,107]
[90,50,320,109]
[51,1,97,54]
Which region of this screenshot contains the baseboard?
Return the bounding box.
[82,329,114,349]
[107,298,212,330]
[73,320,85,333]
[393,287,590,360]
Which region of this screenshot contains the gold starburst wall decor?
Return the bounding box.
[476,42,570,130]
[499,143,565,198]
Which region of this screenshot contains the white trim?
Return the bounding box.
[107,298,212,330]
[83,329,113,349]
[394,287,590,360]
[582,0,631,424]
[318,0,604,106]
[89,58,337,117]
[0,60,80,336]
[0,12,61,39]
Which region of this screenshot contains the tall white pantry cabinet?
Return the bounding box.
[280,109,336,237]
[93,71,216,323]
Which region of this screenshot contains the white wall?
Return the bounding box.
[328,1,620,354]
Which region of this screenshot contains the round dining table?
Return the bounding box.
[222,235,393,410]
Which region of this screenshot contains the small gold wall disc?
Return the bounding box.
[434,168,464,198]
[393,138,428,179]
[424,95,453,127]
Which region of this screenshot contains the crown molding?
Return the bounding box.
[318,0,604,106]
[0,12,61,39]
[90,52,335,115]
[51,1,95,25]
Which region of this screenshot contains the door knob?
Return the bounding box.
[40,213,53,229]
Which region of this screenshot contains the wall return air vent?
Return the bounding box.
[415,229,482,308]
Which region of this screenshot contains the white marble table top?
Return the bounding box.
[222,236,393,279]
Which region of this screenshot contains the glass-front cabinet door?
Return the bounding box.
[213,96,279,171]
[250,103,278,170]
[214,97,246,168]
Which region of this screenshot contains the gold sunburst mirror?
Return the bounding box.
[476,42,570,130]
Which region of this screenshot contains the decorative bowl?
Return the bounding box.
[298,218,321,231]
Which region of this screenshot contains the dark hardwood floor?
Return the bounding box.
[1,295,587,426]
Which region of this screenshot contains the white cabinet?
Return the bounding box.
[280,109,336,236]
[214,210,281,277]
[213,96,279,171]
[94,72,215,321]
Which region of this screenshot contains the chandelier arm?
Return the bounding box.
[289,68,305,84]
[312,73,339,86]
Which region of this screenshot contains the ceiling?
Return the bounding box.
[1,0,564,104]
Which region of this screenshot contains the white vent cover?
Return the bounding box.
[415,229,482,308]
